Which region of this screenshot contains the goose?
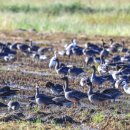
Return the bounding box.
[49,51,57,68]
[121,55,130,63]
[0,52,8,60]
[81,77,119,101]
[119,41,128,53]
[86,78,112,104]
[109,55,121,63]
[65,39,77,51]
[100,40,109,57]
[97,55,109,75]
[85,42,101,52]
[17,43,30,52]
[80,77,93,87]
[52,95,70,104]
[65,48,73,58]
[68,66,84,76]
[35,86,61,108]
[37,47,53,55]
[90,65,106,87]
[109,39,120,47]
[46,81,63,95]
[61,77,87,107]
[107,39,121,53]
[0,42,5,48]
[121,80,130,94]
[1,45,16,56]
[3,54,16,61]
[31,53,48,61]
[72,46,83,56]
[0,86,19,97]
[119,66,130,75]
[101,87,122,101]
[115,78,125,89]
[101,74,115,84]
[28,41,40,52]
[7,42,18,50]
[85,56,94,66]
[64,39,78,57]
[101,39,109,49]
[7,101,20,111]
[93,56,101,64]
[83,48,99,56]
[55,59,69,76]
[125,50,130,57]
[108,69,122,81]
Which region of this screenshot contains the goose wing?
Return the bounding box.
[68,67,84,75]
[91,93,112,101]
[68,91,81,100]
[101,88,122,97]
[58,66,69,75]
[0,102,7,107]
[69,90,87,99]
[54,84,63,92]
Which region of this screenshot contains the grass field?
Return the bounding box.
[0,0,130,36]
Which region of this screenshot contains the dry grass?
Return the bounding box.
[0,0,129,35]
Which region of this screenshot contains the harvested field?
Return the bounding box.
[0,31,130,130]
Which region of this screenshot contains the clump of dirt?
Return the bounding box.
[25,111,77,124]
[0,112,25,122]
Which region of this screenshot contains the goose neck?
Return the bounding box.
[92,66,96,77]
[63,78,69,92]
[54,53,57,58]
[100,55,105,64]
[88,83,93,96]
[35,87,39,97]
[123,84,129,93]
[55,60,59,70]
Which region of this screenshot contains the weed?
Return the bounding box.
[92,112,105,124]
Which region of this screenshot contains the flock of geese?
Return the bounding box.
[1,38,130,111]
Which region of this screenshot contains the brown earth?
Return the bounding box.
[0,30,130,130]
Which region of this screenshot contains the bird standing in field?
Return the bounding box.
[7,100,20,111]
[61,77,87,107]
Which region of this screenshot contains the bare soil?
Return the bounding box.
[0,30,130,130]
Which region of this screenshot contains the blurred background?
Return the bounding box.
[0,0,130,36]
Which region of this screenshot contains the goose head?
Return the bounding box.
[46,82,54,88]
[101,39,106,47]
[71,39,77,46]
[53,50,58,58]
[61,76,68,81]
[60,63,66,67]
[110,39,114,45]
[91,65,96,71]
[2,86,11,91]
[86,77,92,86]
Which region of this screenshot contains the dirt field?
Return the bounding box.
[0,31,130,130]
